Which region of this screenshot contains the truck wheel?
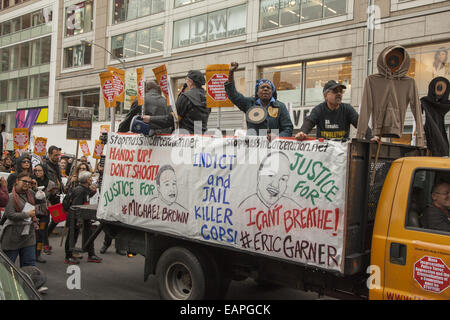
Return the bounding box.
[156,247,206,300]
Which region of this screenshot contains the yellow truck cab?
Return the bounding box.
[370,157,450,300]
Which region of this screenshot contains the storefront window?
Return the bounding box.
[61,90,99,120]
[406,42,450,98]
[260,0,347,30]
[173,5,247,49]
[111,25,163,59]
[63,43,92,69]
[65,1,94,37]
[304,57,352,106]
[174,0,203,8]
[112,0,165,25]
[260,63,302,108]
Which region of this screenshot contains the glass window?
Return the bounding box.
[123,31,137,58]
[139,0,151,16]
[323,0,346,18]
[31,10,43,27]
[1,21,11,36]
[173,18,190,49]
[21,13,31,30]
[280,0,300,27]
[305,57,352,106]
[137,29,150,56]
[174,0,203,8]
[65,1,93,37]
[82,91,99,120]
[39,73,49,98]
[190,14,207,45]
[8,78,17,101]
[10,17,20,33]
[1,48,9,72]
[19,42,29,68]
[31,39,40,66]
[42,7,53,24]
[62,93,81,119]
[126,0,138,21]
[260,0,280,30]
[406,169,450,234]
[63,43,91,68]
[10,45,20,70]
[151,25,164,53]
[208,9,227,41]
[261,63,302,108]
[301,0,323,22]
[0,80,7,102]
[112,34,124,59]
[113,0,127,24]
[227,5,246,37]
[29,74,39,99]
[40,36,51,64]
[407,42,450,98]
[61,90,99,120]
[18,76,28,100]
[152,0,164,14]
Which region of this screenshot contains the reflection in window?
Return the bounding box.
[113,0,165,24]
[407,42,450,98]
[40,36,51,64]
[260,63,302,108]
[39,73,49,98]
[305,57,352,106]
[174,0,203,8]
[260,0,347,30]
[29,74,39,99]
[111,25,164,59]
[8,78,17,101]
[63,43,92,69]
[173,5,247,49]
[61,90,99,120]
[65,1,94,37]
[18,76,28,100]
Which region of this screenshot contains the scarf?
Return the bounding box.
[12,186,38,231]
[255,79,278,100]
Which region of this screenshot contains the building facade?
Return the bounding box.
[1,0,449,155]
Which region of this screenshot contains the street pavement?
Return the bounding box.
[36,227,323,300]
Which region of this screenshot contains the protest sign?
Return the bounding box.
[100,125,110,134]
[108,67,125,104]
[152,65,171,105]
[206,64,234,108]
[13,128,29,150]
[80,140,90,156]
[136,67,145,106]
[93,140,104,160]
[124,70,137,111]
[66,106,93,141]
[33,137,47,156]
[100,72,115,108]
[97,134,348,272]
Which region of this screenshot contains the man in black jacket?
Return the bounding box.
[422,182,450,232]
[142,70,211,134]
[64,171,101,264]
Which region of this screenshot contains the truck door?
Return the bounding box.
[383,166,450,300]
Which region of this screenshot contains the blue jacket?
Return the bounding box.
[224,81,293,137]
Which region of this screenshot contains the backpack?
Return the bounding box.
[62,189,74,212]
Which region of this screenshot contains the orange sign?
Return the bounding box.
[136,67,145,106]
[33,137,47,156]
[206,64,234,108]
[153,64,170,105]
[108,67,125,104]
[100,71,115,108]
[93,140,104,160]
[13,128,29,150]
[79,140,90,156]
[100,125,110,134]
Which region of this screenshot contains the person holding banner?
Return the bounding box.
[141,70,211,134]
[224,62,293,138]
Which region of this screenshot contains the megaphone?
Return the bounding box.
[130,116,150,135]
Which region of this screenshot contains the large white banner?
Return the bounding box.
[97,133,349,272]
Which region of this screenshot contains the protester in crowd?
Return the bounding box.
[7,153,32,192]
[0,172,43,267]
[31,164,59,260]
[140,70,211,134]
[422,182,450,232]
[224,62,293,139]
[295,80,373,141]
[80,156,94,173]
[59,157,69,177]
[64,163,89,194]
[0,154,14,173]
[64,171,101,264]
[0,124,5,156]
[44,146,64,242]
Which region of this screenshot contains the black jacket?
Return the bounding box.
[7,153,32,192]
[43,159,63,194]
[70,184,96,207]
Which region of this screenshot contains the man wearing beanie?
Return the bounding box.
[142,70,211,134]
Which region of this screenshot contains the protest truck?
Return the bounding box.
[72,133,450,300]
